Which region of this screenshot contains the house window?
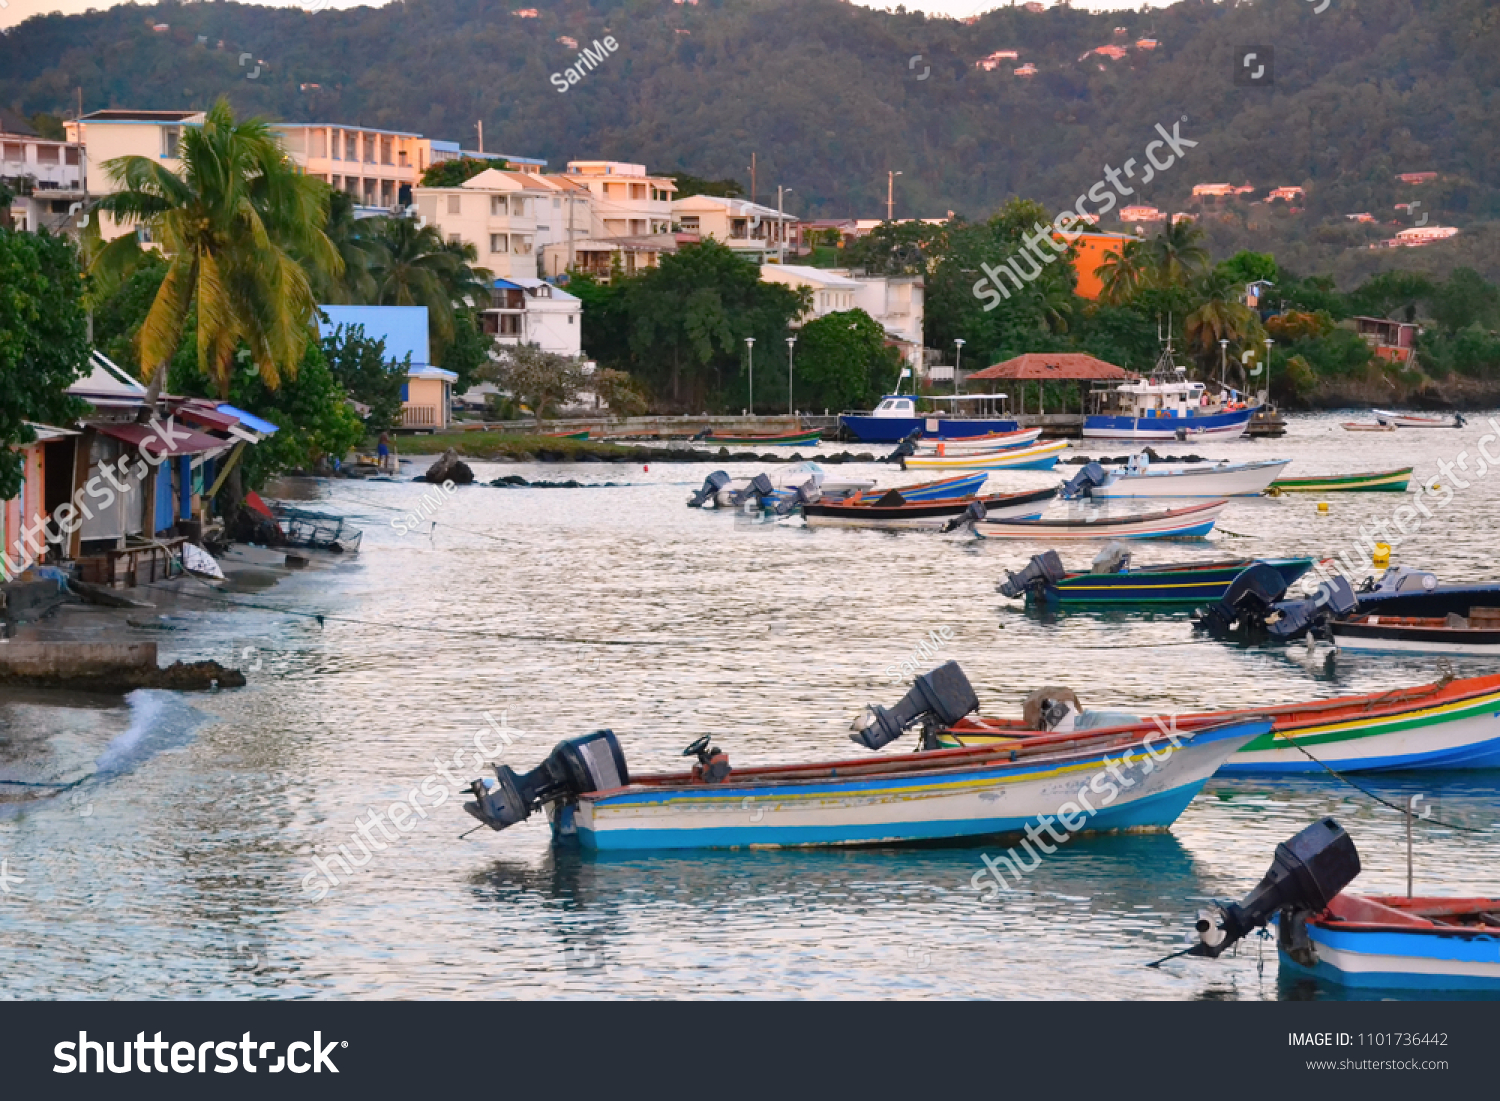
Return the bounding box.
[381,136,393,165]
[512,235,533,255]
[567,314,574,324]
[448,194,462,215]
[491,195,506,216]
[510,196,527,217]
[552,197,561,209]
[344,133,357,160]
[400,383,409,401]
[448,233,462,245]
[490,233,509,253]
[679,215,700,232]
[161,127,181,158]
[35,144,59,165]
[364,135,375,163]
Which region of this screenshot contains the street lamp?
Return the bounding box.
[786,335,797,416]
[1219,338,1229,394]
[1261,338,1274,407]
[745,336,755,415]
[953,338,965,397]
[886,170,902,221]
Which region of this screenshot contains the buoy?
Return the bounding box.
[1373,542,1391,568]
[1317,502,1329,513]
[643,464,649,472]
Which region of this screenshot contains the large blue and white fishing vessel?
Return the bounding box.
[839,393,1020,444]
[1084,345,1259,440]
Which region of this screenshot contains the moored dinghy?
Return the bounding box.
[971,500,1227,540]
[802,486,1057,532]
[1268,467,1413,493]
[1063,454,1289,498]
[1373,409,1466,429]
[901,439,1069,471]
[997,546,1314,605]
[462,662,1272,851]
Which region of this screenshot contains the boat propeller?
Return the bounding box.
[1155,817,1361,966]
[939,498,989,533]
[464,730,630,833]
[850,660,980,750]
[688,470,732,508]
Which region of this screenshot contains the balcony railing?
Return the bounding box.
[402,405,439,428]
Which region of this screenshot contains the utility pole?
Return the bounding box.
[886,170,902,221]
[749,153,757,205]
[745,337,756,414]
[786,336,797,416]
[476,120,484,154]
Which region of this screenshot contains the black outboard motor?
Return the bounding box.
[1193,561,1295,636]
[998,549,1067,599]
[1188,817,1361,959]
[1265,575,1357,641]
[940,497,988,533]
[1059,461,1109,501]
[850,661,980,750]
[728,473,775,507]
[464,730,629,832]
[688,470,732,508]
[884,429,922,463]
[770,478,819,516]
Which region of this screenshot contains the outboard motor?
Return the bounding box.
[998,549,1067,599]
[1090,541,1131,575]
[884,429,922,462]
[729,473,775,507]
[940,497,989,533]
[770,479,820,516]
[1059,461,1109,501]
[688,470,732,508]
[850,661,980,750]
[1187,817,1361,959]
[464,730,629,832]
[1265,575,1357,641]
[1193,561,1295,636]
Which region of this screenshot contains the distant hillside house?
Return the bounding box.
[1396,172,1439,185]
[976,50,1020,70]
[1268,186,1305,202]
[1119,205,1165,223]
[1171,212,1196,224]
[1192,183,1236,198]
[513,8,539,16]
[1393,225,1459,245]
[1346,212,1376,223]
[1083,45,1129,61]
[674,195,796,261]
[1136,38,1159,49]
[1014,63,1038,77]
[1351,316,1419,365]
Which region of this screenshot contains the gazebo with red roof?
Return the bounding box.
[966,353,1134,415]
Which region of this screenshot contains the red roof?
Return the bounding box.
[967,353,1133,381]
[93,419,227,457]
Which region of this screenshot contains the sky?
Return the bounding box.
[0,0,1179,33]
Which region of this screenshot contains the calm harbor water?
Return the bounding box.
[3,411,1498,1000]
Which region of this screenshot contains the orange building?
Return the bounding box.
[1061,231,1139,300]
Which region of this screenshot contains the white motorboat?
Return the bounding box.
[1084,455,1291,498]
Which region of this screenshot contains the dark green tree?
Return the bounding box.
[420,157,506,188]
[321,322,409,431]
[792,309,902,412]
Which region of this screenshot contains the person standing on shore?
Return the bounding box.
[377,431,397,475]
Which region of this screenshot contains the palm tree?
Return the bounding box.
[1096,238,1148,305]
[310,189,378,304]
[364,216,493,358]
[91,98,339,400]
[1141,219,1210,291]
[1185,270,1262,362]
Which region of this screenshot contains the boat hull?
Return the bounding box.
[1036,557,1314,605]
[839,415,1021,443]
[901,440,1068,471]
[1373,409,1461,428]
[1082,406,1255,440]
[1277,907,1500,991]
[1270,467,1413,492]
[1091,460,1289,498]
[914,428,1043,454]
[803,488,1055,531]
[1330,619,1500,656]
[973,501,1227,540]
[570,721,1266,851]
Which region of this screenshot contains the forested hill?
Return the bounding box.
[4,0,1500,282]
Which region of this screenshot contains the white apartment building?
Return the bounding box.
[64,109,204,241]
[759,265,863,319]
[413,171,545,280]
[480,278,583,357]
[836,272,925,369]
[672,194,797,261]
[563,160,676,237]
[1,112,86,235]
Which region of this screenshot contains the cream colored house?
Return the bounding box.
[759,265,862,321]
[64,109,204,241]
[413,170,544,280]
[560,160,676,237]
[672,195,796,261]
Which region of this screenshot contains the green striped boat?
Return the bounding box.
[1268,467,1413,493]
[704,429,823,447]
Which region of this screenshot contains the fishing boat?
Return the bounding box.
[1373,409,1466,429]
[1268,467,1413,493]
[913,427,1043,454]
[901,439,1069,471]
[1083,344,1259,440]
[1330,610,1500,655]
[843,472,989,503]
[937,671,1500,772]
[1066,455,1289,499]
[839,393,1020,444]
[461,662,1273,851]
[700,428,822,447]
[997,547,1314,606]
[1179,819,1500,991]
[802,487,1057,532]
[1341,422,1395,433]
[538,429,591,440]
[971,500,1227,540]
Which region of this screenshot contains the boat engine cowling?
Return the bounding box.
[1189,817,1361,959]
[998,549,1067,599]
[1266,576,1357,640]
[729,473,775,507]
[850,660,980,750]
[884,430,923,462]
[464,729,630,832]
[1059,461,1109,501]
[770,479,820,516]
[688,471,732,508]
[1193,561,1295,636]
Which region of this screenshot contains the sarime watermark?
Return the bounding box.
[972,120,1197,313]
[1304,420,1500,597]
[967,715,1186,900]
[884,625,955,685]
[300,711,524,901]
[389,479,457,536]
[550,36,620,93]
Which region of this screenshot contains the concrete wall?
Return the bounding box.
[0,641,157,677]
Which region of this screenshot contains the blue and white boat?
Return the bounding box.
[463,662,1270,852]
[840,394,1020,444]
[1084,349,1259,440]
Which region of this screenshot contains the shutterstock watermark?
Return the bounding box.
[300,711,525,901]
[972,120,1196,311]
[967,716,1186,900]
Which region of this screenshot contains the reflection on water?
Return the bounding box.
[1,413,1498,999]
